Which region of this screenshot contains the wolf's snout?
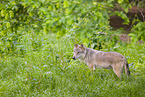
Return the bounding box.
[72,57,75,60]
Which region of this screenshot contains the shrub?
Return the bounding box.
[129,22,145,42]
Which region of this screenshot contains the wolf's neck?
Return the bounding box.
[80,48,89,63]
[85,48,89,57]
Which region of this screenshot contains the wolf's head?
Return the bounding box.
[72,44,86,60]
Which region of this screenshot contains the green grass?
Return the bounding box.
[0,33,145,97]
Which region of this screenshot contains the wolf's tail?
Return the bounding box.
[125,62,130,77]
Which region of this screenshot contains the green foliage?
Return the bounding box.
[107,0,131,24]
[129,22,145,42]
[0,0,132,55]
[88,32,120,50]
[111,11,130,24]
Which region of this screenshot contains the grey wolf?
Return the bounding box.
[72,43,130,78]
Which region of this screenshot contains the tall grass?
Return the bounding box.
[0,33,145,97]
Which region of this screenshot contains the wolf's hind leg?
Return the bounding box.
[113,64,123,78]
[125,63,130,78]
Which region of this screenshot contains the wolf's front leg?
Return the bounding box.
[93,65,96,71]
[87,63,95,73]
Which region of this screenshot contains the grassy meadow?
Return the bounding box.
[0,33,145,97]
[0,0,145,96]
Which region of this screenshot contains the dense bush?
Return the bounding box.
[129,22,145,42]
[0,0,132,55]
[88,32,119,50]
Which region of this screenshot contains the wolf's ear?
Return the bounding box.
[80,44,85,50]
[74,43,78,47]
